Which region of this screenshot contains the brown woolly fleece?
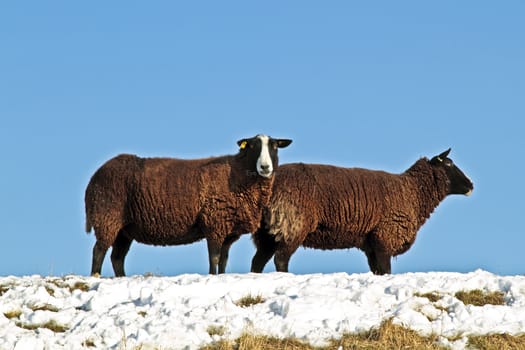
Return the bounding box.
[253,157,461,274]
[85,153,273,275]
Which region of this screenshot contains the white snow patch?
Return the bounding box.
[0,270,524,349]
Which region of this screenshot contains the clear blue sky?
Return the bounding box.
[1,2,523,277]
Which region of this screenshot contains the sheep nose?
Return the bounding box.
[261,164,270,170]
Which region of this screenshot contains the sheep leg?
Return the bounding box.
[374,251,391,275]
[110,231,133,277]
[364,249,391,275]
[251,229,278,273]
[251,248,275,273]
[363,234,392,275]
[364,249,378,273]
[91,241,109,276]
[218,234,241,274]
[207,239,222,275]
[273,249,292,272]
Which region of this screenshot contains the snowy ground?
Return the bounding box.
[1,270,524,350]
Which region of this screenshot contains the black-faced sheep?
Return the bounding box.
[85,134,292,276]
[250,149,473,275]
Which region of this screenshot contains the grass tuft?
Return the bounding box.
[0,285,10,296]
[46,278,90,294]
[82,338,96,347]
[3,309,22,319]
[455,289,505,306]
[333,319,445,350]
[69,281,91,292]
[45,286,55,296]
[235,294,265,308]
[415,292,442,303]
[16,319,69,333]
[207,325,227,337]
[29,303,60,312]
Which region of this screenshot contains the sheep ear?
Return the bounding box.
[437,148,451,161]
[276,139,292,148]
[430,148,452,164]
[237,139,248,150]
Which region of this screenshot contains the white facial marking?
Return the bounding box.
[256,135,273,178]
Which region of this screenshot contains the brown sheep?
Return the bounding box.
[250,149,473,275]
[85,134,292,276]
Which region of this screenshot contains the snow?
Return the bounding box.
[1,270,524,349]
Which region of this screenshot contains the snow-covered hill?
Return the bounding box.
[1,270,524,349]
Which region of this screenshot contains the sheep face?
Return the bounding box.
[237,134,292,178]
[430,148,473,196]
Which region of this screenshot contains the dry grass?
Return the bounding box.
[202,320,446,350]
[3,309,22,319]
[0,285,10,296]
[416,289,506,307]
[415,292,442,303]
[201,319,525,350]
[29,303,60,312]
[235,294,265,308]
[207,325,227,337]
[455,289,506,306]
[69,281,91,292]
[332,320,445,350]
[46,278,91,294]
[82,338,97,347]
[468,333,525,350]
[16,319,69,333]
[201,333,312,350]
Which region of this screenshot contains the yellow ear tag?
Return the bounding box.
[240,141,247,149]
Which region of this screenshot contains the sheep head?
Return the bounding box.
[430,148,474,196]
[237,134,292,178]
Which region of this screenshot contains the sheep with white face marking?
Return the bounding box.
[251,149,473,275]
[85,134,292,276]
